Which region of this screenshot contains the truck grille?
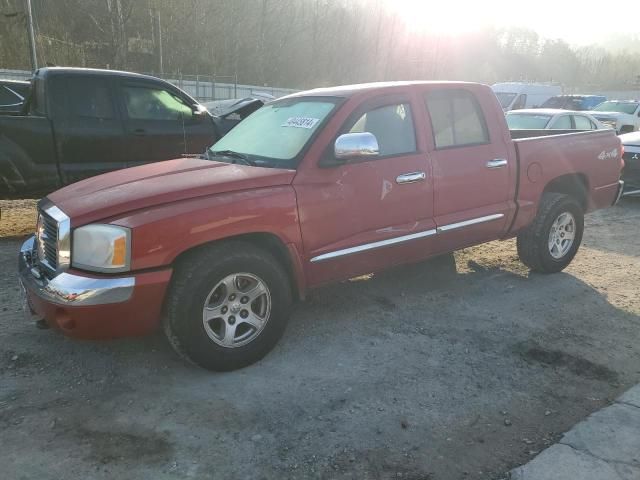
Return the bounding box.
[36,209,58,272]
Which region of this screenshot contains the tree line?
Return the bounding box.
[1,0,639,91]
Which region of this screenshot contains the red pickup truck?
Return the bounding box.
[19,81,624,371]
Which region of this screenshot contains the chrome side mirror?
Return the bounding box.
[334,132,379,161]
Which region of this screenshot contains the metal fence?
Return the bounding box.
[0,69,299,102]
[152,73,298,102]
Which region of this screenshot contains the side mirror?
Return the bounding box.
[334,132,380,161]
[192,104,209,119]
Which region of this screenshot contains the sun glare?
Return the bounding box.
[386,0,499,35]
[381,0,633,44]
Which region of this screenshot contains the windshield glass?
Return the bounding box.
[494,92,516,109]
[542,96,583,110]
[592,101,639,114]
[506,113,552,129]
[208,97,338,167]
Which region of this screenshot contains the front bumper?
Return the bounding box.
[18,236,172,339]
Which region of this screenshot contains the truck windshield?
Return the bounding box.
[208,97,339,167]
[494,92,516,109]
[542,97,583,110]
[592,101,639,114]
[506,113,552,129]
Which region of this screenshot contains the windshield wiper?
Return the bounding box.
[208,149,256,166]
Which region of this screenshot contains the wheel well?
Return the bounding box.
[543,174,589,211]
[172,233,300,300]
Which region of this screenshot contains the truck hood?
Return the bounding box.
[48,157,296,224]
[619,131,640,146]
[588,111,630,122]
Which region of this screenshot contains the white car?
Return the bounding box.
[619,131,640,196]
[505,109,606,131]
[587,100,640,134]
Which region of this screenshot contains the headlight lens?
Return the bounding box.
[72,224,130,272]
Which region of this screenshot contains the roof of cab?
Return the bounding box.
[35,66,164,82]
[283,80,484,99]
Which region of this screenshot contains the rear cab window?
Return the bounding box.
[425,89,489,149]
[66,77,114,120]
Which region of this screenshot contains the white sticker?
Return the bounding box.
[281,117,320,129]
[597,148,618,160]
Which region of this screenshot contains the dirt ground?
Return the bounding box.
[0,199,639,480]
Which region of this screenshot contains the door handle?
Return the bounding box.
[133,128,147,136]
[486,158,508,169]
[396,172,426,184]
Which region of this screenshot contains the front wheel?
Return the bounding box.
[163,242,292,371]
[517,193,584,273]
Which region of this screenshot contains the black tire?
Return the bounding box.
[516,193,584,273]
[163,241,292,371]
[619,125,634,134]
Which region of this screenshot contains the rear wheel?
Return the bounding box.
[517,193,584,273]
[163,242,292,371]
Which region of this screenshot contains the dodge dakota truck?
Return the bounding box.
[18,81,625,371]
[0,67,217,198]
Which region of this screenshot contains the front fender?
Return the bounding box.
[111,186,303,272]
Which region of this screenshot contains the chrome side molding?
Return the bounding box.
[436,213,504,233]
[310,213,505,263]
[310,228,437,262]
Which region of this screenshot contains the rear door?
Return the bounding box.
[420,86,515,251]
[53,75,127,184]
[294,92,437,286]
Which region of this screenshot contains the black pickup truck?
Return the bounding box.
[0,67,218,198]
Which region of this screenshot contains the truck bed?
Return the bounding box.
[508,128,622,233]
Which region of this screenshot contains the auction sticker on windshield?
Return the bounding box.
[282,117,320,129]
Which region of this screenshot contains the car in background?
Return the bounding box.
[619,130,640,196]
[203,94,274,136]
[0,79,30,114]
[491,82,562,111]
[587,100,640,134]
[506,109,605,131]
[540,94,606,111]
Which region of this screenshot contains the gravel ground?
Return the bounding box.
[0,199,639,480]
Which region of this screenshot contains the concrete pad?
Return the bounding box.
[618,384,640,409]
[509,444,626,480]
[561,403,640,466]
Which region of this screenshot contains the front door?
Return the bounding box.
[119,81,192,166]
[294,94,436,287]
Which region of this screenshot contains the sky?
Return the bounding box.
[383,0,639,46]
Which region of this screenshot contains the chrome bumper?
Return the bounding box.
[613,180,625,205]
[18,236,135,307]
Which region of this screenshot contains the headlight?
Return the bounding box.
[72,224,131,272]
[601,120,617,128]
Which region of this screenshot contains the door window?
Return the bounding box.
[123,85,193,121]
[573,115,593,130]
[512,94,527,110]
[0,86,20,105]
[68,77,114,119]
[425,89,489,149]
[551,115,572,129]
[348,103,416,156]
